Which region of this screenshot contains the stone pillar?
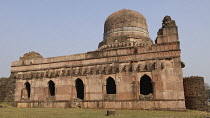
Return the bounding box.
[84,84,86,100]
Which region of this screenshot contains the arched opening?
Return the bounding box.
[140,75,153,95]
[76,79,84,100]
[25,82,31,98]
[48,80,55,96]
[106,77,116,94]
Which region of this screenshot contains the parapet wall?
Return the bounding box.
[11,42,180,73]
[183,76,207,111]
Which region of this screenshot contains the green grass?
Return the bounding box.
[0,103,210,118]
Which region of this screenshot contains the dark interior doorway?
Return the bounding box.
[76,79,84,100]
[140,75,153,95]
[106,77,116,94]
[25,82,31,98]
[48,80,55,96]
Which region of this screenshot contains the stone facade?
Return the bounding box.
[11,9,186,110]
[183,76,208,111]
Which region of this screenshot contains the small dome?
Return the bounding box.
[104,9,148,33]
[20,51,43,60]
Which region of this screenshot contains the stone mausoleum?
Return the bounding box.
[11,9,188,110]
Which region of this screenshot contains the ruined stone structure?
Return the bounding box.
[11,9,186,110]
[0,77,16,105]
[183,76,208,111]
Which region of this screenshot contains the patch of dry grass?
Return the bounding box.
[0,104,209,118]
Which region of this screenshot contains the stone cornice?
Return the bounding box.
[13,58,176,79]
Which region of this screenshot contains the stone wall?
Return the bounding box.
[0,77,16,106]
[11,38,185,110]
[16,100,186,110]
[183,76,207,111]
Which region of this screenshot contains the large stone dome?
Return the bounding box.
[98,9,153,49]
[104,9,148,33]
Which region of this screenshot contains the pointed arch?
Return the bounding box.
[48,80,55,96]
[106,77,116,94]
[25,82,31,98]
[140,75,153,95]
[76,78,84,100]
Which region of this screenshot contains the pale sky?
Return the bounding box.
[0,0,210,84]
